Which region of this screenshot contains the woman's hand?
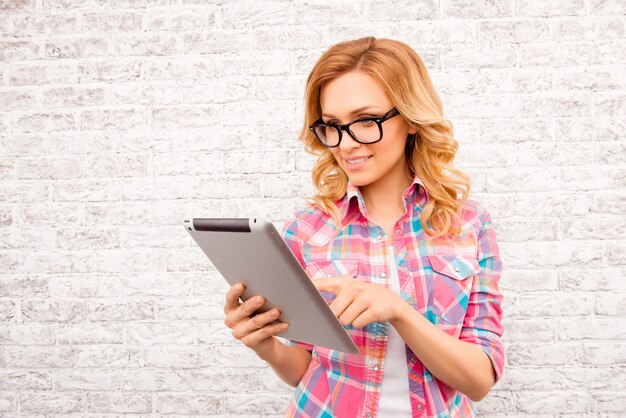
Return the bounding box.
[223,282,289,359]
[313,274,406,328]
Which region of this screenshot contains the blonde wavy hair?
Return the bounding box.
[299,36,471,239]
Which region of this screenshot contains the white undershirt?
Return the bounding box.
[377,245,413,417]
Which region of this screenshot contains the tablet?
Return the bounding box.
[183,217,359,354]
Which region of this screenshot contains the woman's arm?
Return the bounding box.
[390,306,495,401]
[391,204,505,402]
[256,336,312,388]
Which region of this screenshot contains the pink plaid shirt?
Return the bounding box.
[279,172,505,418]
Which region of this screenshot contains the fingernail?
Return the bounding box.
[281,324,288,330]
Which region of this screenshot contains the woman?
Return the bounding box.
[223,36,505,417]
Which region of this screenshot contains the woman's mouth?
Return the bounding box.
[345,156,372,170]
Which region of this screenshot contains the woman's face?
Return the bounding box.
[318,71,417,188]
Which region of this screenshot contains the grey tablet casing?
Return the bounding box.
[183,217,360,354]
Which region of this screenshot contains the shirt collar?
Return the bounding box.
[338,171,429,228]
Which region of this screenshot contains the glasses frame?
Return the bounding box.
[309,107,401,148]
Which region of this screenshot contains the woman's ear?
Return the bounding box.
[408,123,418,135]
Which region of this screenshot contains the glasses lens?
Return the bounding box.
[312,125,339,147]
[350,119,381,143]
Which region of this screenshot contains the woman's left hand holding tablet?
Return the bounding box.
[223,283,289,360]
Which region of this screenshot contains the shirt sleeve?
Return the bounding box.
[459,204,506,384]
[279,211,315,354]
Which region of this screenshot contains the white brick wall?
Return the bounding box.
[0,0,624,416]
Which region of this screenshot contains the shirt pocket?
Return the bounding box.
[427,253,480,324]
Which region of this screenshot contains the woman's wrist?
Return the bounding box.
[254,336,282,362]
[390,296,413,325]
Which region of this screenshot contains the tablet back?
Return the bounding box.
[184,217,359,354]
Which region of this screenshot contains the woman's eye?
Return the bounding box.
[323,115,375,125]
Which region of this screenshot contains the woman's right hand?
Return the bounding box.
[223,282,289,359]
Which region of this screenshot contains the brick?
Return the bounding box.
[514,390,588,413]
[517,293,594,317]
[560,267,626,291]
[182,31,252,54]
[20,391,82,413]
[4,346,72,368]
[590,191,626,215]
[80,107,146,130]
[144,57,222,80]
[56,323,124,344]
[86,391,151,413]
[365,0,437,21]
[21,299,83,322]
[0,40,40,61]
[558,317,626,340]
[110,33,178,57]
[479,68,551,93]
[156,298,222,321]
[481,118,552,143]
[515,0,585,17]
[561,215,626,240]
[151,105,219,129]
[582,342,626,365]
[124,322,193,345]
[44,36,108,59]
[591,40,626,65]
[518,42,593,66]
[221,1,290,28]
[78,60,142,83]
[41,86,105,107]
[502,318,556,342]
[74,345,142,368]
[15,156,82,179]
[0,324,55,345]
[589,0,624,15]
[143,346,196,368]
[590,390,626,413]
[442,44,516,68]
[478,20,550,45]
[0,371,50,390]
[0,90,37,110]
[506,342,580,366]
[12,111,75,133]
[154,392,222,414]
[53,370,120,390]
[81,11,143,32]
[441,0,513,18]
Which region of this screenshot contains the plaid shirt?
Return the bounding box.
[279,172,505,418]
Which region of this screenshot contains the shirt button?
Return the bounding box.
[367,414,372,418]
[417,404,423,411]
[376,234,382,240]
[453,266,460,272]
[373,365,379,371]
[395,229,401,234]
[380,272,386,278]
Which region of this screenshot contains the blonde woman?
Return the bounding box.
[223,36,505,417]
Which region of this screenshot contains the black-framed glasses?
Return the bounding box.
[309,107,401,148]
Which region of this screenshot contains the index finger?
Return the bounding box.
[224,283,245,313]
[314,275,350,294]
